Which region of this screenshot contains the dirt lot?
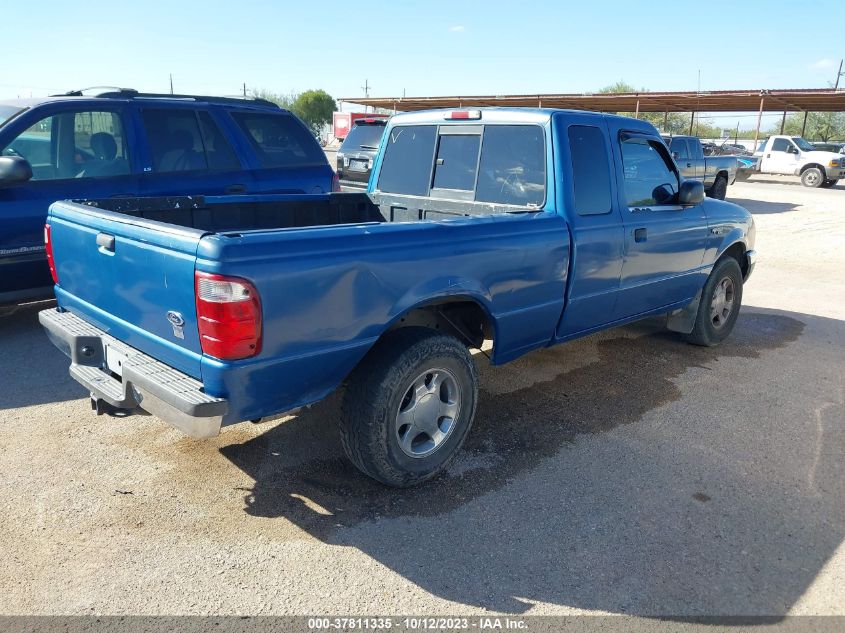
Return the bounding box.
[0,177,843,617]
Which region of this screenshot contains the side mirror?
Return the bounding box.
[679,180,705,205]
[0,156,33,186]
[788,146,799,154]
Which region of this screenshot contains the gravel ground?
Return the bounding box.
[0,177,843,617]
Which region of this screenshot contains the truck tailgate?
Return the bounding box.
[47,200,205,378]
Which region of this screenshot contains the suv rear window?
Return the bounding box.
[141,109,239,172]
[342,122,386,151]
[231,111,325,167]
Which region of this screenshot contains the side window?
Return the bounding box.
[432,133,481,191]
[141,109,208,173]
[230,111,324,167]
[475,125,546,206]
[1,110,129,180]
[197,111,240,170]
[620,136,678,207]
[376,125,437,196]
[771,138,792,152]
[669,138,689,160]
[568,125,612,216]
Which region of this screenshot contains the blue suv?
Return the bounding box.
[0,88,336,306]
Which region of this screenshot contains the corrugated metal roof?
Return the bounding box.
[341,89,845,113]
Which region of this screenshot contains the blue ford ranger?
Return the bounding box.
[0,88,335,307]
[40,108,756,487]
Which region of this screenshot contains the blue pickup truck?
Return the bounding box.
[0,89,335,307]
[40,108,756,487]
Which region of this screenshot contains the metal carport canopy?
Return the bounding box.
[340,89,845,113]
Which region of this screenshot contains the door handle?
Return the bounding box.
[225,184,247,194]
[634,228,647,242]
[96,232,115,253]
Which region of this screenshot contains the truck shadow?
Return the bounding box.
[220,309,845,615]
[727,198,798,215]
[0,301,81,410]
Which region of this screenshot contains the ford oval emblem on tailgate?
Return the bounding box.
[166,311,185,339]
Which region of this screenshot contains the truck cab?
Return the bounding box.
[755,135,844,187]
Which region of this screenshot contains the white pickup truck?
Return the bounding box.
[746,136,845,188]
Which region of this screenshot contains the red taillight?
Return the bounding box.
[195,271,262,360]
[332,172,341,192]
[44,223,58,284]
[445,110,482,120]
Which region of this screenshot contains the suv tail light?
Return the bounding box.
[195,271,262,360]
[332,172,341,192]
[44,223,58,284]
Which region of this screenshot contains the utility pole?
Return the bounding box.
[169,74,174,95]
[243,83,247,98]
[361,79,370,113]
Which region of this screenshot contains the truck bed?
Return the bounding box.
[76,192,528,234]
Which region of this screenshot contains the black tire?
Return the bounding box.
[820,179,838,188]
[685,257,744,347]
[708,175,728,200]
[801,167,824,188]
[340,327,479,487]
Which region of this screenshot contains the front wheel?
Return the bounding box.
[685,257,744,347]
[340,327,479,487]
[801,167,824,188]
[707,175,728,200]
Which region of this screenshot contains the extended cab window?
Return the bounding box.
[620,136,678,207]
[1,110,129,180]
[231,111,324,167]
[568,125,611,216]
[377,125,437,196]
[475,125,545,206]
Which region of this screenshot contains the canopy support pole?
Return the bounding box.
[801,111,809,136]
[753,97,765,148]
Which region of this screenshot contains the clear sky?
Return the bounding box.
[3,0,843,130]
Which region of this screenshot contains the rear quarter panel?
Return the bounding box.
[197,212,570,423]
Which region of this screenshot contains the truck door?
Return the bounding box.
[760,137,800,175]
[554,115,626,338]
[0,104,139,301]
[610,129,708,318]
[668,138,697,182]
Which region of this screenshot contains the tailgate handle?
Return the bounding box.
[96,232,115,252]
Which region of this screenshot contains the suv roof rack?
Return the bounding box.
[52,87,280,109]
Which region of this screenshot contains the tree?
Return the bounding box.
[290,89,337,134]
[250,88,297,109]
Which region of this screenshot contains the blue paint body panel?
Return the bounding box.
[42,108,756,427]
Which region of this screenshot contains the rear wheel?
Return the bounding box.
[708,175,728,200]
[340,327,478,487]
[801,167,824,188]
[685,257,743,347]
[820,179,838,188]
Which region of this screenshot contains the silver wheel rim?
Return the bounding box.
[395,368,461,458]
[710,276,735,330]
[805,171,821,186]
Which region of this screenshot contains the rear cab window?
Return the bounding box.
[230,111,326,167]
[376,122,546,208]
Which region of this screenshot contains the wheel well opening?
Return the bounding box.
[800,163,825,175]
[721,242,747,277]
[387,300,494,352]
